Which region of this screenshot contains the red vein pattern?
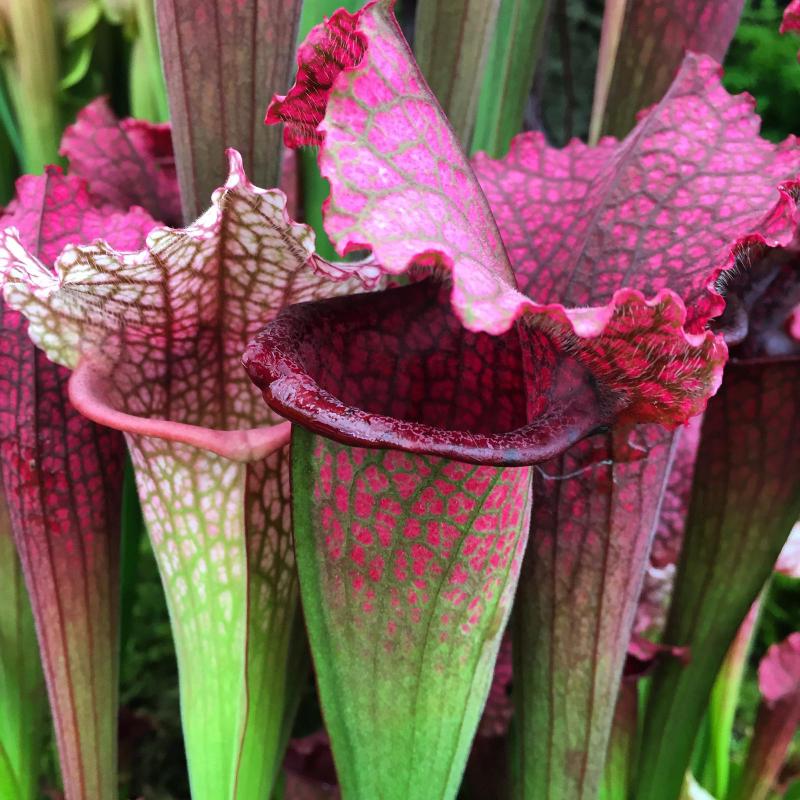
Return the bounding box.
[649,414,702,570]
[245,279,610,464]
[266,6,367,148]
[266,1,791,425]
[637,357,800,800]
[291,426,532,799]
[512,424,676,800]
[255,8,800,798]
[469,53,800,795]
[0,152,366,800]
[634,413,702,637]
[60,97,181,226]
[599,0,744,137]
[244,276,606,798]
[157,0,302,221]
[0,152,355,428]
[474,57,800,414]
[0,169,156,800]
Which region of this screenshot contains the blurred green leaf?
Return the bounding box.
[756,574,800,658]
[127,0,168,121]
[0,744,21,800]
[59,35,95,89]
[62,0,102,42]
[414,0,502,147]
[0,76,22,167]
[100,0,136,26]
[785,779,800,800]
[700,597,764,797]
[472,0,552,156]
[2,0,62,170]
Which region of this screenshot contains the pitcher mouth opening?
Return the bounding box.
[244,279,612,466]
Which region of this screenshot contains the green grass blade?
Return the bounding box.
[471,0,551,156]
[414,0,502,148]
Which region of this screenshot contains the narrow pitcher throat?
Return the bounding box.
[244,278,614,466]
[713,244,800,360]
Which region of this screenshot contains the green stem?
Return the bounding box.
[599,682,638,800]
[0,742,22,800]
[0,486,45,800]
[700,591,764,797]
[299,149,337,259]
[3,0,62,171]
[156,0,302,222]
[471,0,552,156]
[414,0,503,148]
[0,76,23,168]
[0,95,18,205]
[130,0,169,122]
